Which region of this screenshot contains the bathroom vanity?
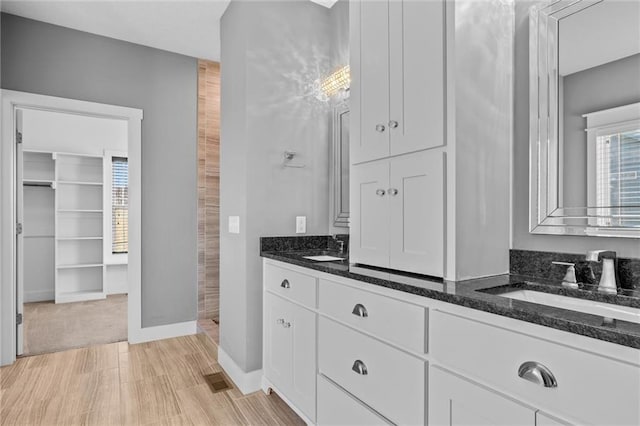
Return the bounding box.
[260,247,640,426]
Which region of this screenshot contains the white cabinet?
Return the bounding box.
[430,366,535,426]
[431,309,640,426]
[350,0,445,164]
[263,265,317,422]
[317,375,390,426]
[351,150,444,276]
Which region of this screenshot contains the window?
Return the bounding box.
[112,157,128,253]
[595,127,640,227]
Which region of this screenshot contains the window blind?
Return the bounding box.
[112,157,128,253]
[595,128,640,227]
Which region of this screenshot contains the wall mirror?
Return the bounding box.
[330,102,350,228]
[530,0,640,237]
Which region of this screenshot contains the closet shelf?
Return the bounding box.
[56,291,105,304]
[57,209,103,213]
[56,236,103,241]
[23,179,54,187]
[57,181,103,186]
[56,263,103,270]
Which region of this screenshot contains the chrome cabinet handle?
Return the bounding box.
[388,188,398,196]
[518,361,557,388]
[280,279,290,289]
[352,360,368,375]
[352,303,369,318]
[282,321,291,328]
[389,120,399,129]
[276,318,284,325]
[375,124,386,133]
[376,189,386,197]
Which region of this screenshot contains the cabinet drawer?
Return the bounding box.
[264,263,317,308]
[319,317,425,426]
[431,310,640,426]
[317,375,390,426]
[319,279,426,353]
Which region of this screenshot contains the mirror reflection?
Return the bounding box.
[530,0,640,235]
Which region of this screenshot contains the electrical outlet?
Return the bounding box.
[296,216,306,234]
[228,216,240,234]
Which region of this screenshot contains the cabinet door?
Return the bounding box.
[350,0,390,164]
[389,0,445,156]
[350,161,390,268]
[389,151,444,276]
[288,301,317,421]
[430,366,535,426]
[264,293,293,392]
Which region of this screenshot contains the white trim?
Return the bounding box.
[1,90,142,366]
[129,320,197,344]
[218,346,263,395]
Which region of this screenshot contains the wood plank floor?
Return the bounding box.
[0,333,304,425]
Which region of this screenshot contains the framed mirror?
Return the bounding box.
[530,0,640,237]
[330,102,349,228]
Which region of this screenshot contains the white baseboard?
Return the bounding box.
[130,320,197,344]
[218,346,262,395]
[24,290,54,303]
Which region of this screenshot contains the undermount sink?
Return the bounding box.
[499,290,640,325]
[303,255,345,262]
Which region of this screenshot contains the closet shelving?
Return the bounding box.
[53,152,106,303]
[21,150,108,303]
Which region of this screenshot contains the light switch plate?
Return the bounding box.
[296,216,306,234]
[229,216,240,234]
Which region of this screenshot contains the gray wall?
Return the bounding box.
[562,54,640,207]
[513,2,640,258]
[1,13,199,327]
[220,0,332,372]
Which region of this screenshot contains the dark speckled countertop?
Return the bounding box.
[260,237,640,349]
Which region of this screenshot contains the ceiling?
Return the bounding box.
[1,0,232,61]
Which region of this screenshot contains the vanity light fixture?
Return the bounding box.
[321,65,351,97]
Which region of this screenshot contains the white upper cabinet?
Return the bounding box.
[350,160,390,268]
[351,151,444,277]
[389,151,444,276]
[350,0,445,164]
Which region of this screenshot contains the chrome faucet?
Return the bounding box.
[552,261,578,289]
[586,250,618,295]
[332,235,346,255]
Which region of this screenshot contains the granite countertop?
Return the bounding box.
[261,246,640,349]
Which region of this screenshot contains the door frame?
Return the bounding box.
[0,90,143,365]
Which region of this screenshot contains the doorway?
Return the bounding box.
[1,90,143,364]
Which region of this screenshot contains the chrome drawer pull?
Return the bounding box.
[518,361,557,388]
[352,303,369,318]
[282,321,291,328]
[280,279,290,289]
[351,360,368,376]
[276,318,284,325]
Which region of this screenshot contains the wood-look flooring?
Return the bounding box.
[23,295,127,356]
[0,333,303,425]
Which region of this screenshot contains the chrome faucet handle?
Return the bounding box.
[552,261,578,289]
[586,250,616,262]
